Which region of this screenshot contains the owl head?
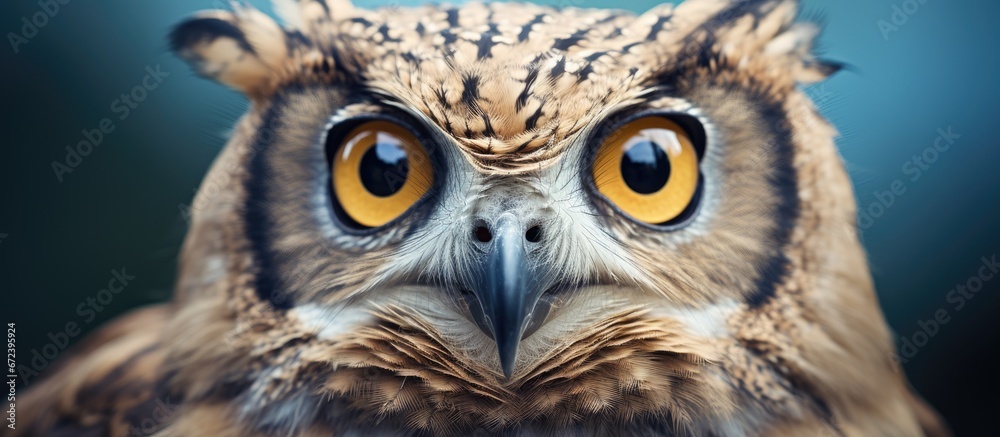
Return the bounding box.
[166,0,926,434]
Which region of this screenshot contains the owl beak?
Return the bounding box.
[469,215,548,380]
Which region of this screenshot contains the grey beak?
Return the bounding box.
[468,214,549,379]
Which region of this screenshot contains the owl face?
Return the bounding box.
[170,0,867,432]
[238,81,794,374]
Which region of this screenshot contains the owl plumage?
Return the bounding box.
[15,0,948,435]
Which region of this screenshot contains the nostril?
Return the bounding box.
[525,225,543,243]
[474,226,492,243]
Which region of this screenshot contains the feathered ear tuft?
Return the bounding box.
[666,0,841,83]
[799,58,845,83]
[763,22,843,83]
[169,7,289,97]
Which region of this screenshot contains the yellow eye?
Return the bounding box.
[331,121,433,228]
[592,117,700,225]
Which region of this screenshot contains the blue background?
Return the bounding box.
[2,0,998,434]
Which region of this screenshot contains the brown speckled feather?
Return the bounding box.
[14,307,174,436]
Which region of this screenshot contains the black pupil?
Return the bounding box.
[359,142,409,197]
[620,140,671,194]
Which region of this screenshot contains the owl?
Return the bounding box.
[15,0,948,435]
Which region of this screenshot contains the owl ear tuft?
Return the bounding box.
[763,22,843,83]
[685,0,841,84]
[170,7,289,96]
[799,59,846,83]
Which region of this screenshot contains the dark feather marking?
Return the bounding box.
[621,41,642,53]
[460,75,481,109]
[169,17,254,54]
[435,86,451,110]
[645,13,673,41]
[446,7,460,27]
[314,0,330,14]
[284,30,311,51]
[401,51,419,65]
[525,105,544,131]
[599,87,615,105]
[584,51,609,62]
[550,56,567,78]
[576,63,595,82]
[442,113,454,134]
[515,135,538,152]
[426,108,443,127]
[476,30,497,59]
[349,17,374,27]
[655,0,785,92]
[551,28,589,51]
[700,0,776,40]
[594,13,621,25]
[517,14,547,42]
[463,120,473,138]
[440,29,459,45]
[376,24,402,43]
[516,64,540,112]
[243,97,294,310]
[476,11,501,60]
[325,37,356,79]
[742,340,839,432]
[481,114,496,137]
[743,94,800,307]
[812,60,846,78]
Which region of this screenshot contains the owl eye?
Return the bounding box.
[592,116,701,226]
[330,120,433,228]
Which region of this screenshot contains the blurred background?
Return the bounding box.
[1,0,997,434]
